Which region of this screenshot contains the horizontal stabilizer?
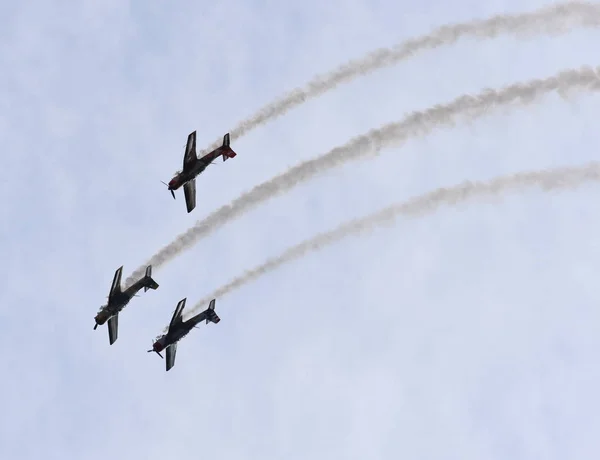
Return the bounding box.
[221,134,237,162]
[206,299,220,324]
[143,265,159,292]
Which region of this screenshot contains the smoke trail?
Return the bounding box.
[125,65,600,286]
[198,1,600,154]
[186,162,600,315]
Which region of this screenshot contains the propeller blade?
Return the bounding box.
[94,323,98,330]
[161,180,176,199]
[157,351,164,359]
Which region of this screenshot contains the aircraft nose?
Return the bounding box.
[94,313,105,325]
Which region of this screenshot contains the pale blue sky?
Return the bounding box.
[2,1,600,459]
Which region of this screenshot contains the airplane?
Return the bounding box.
[148,298,220,371]
[164,131,237,213]
[94,265,159,345]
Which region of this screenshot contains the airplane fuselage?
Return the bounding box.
[94,280,148,326]
[168,146,231,191]
[168,147,228,191]
[152,316,204,352]
[168,162,207,191]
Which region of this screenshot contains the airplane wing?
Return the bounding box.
[183,131,197,171]
[108,266,123,302]
[108,313,119,345]
[168,298,186,333]
[166,343,177,371]
[183,179,196,213]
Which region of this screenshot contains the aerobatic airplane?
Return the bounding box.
[164,131,237,213]
[94,265,159,345]
[148,298,220,371]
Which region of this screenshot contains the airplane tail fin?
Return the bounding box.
[205,299,220,324]
[221,133,237,161]
[143,265,160,292]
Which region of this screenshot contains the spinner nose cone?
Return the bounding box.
[94,310,109,326]
[153,340,165,353]
[167,178,178,198]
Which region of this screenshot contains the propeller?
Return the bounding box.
[147,349,163,359]
[161,181,176,199]
[94,323,98,330]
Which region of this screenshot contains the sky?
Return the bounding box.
[1,0,600,458]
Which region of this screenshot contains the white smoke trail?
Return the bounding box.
[198,1,600,154]
[125,65,600,286]
[186,162,600,316]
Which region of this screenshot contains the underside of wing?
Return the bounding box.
[183,131,197,170]
[183,179,196,213]
[168,299,186,332]
[166,343,177,371]
[108,266,123,301]
[108,314,119,345]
